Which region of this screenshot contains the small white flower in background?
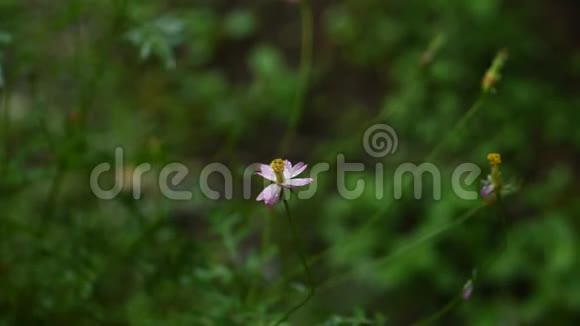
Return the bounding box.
[463,280,474,300]
[256,159,313,207]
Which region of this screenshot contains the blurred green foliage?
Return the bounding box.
[0,0,579,325]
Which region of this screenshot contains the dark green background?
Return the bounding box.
[0,0,578,324]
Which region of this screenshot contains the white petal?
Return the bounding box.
[257,172,276,182]
[265,185,282,206]
[283,160,292,180]
[284,178,313,188]
[256,184,282,207]
[258,164,276,182]
[289,162,307,178]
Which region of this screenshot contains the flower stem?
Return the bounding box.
[425,95,485,162]
[275,199,316,325]
[246,211,272,307]
[281,0,313,152]
[413,193,509,324]
[0,86,8,177]
[315,205,482,292]
[413,295,461,326]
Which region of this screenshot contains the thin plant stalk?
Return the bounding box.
[246,211,273,307]
[413,192,509,325]
[317,205,483,292]
[280,0,313,152]
[0,86,8,176]
[274,198,316,325]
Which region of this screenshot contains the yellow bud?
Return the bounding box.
[487,153,501,167]
[487,153,503,191]
[482,49,508,93]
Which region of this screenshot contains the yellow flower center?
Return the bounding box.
[487,153,503,190]
[487,153,501,167]
[270,158,285,184]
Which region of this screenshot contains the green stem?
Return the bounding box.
[0,86,8,176]
[246,210,272,307]
[281,0,313,152]
[275,199,316,325]
[413,295,461,326]
[67,0,128,137]
[425,95,485,162]
[262,210,272,258]
[43,165,64,220]
[267,206,483,304]
[495,189,508,251]
[316,205,482,292]
[413,191,509,325]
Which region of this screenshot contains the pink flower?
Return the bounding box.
[256,159,313,207]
